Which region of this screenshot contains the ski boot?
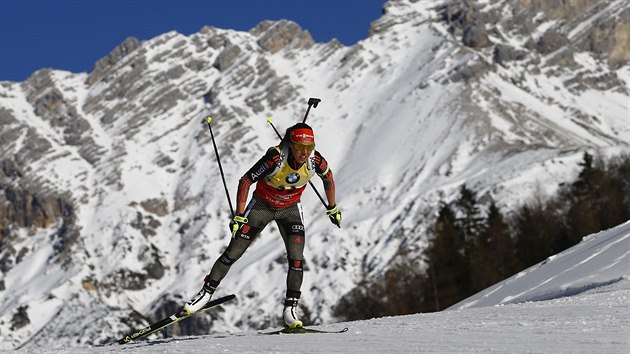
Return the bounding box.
[282,297,303,328]
[183,276,218,315]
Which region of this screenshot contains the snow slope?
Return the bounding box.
[5,219,629,353]
[450,221,630,310]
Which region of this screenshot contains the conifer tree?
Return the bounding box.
[424,202,469,310]
[471,200,520,292]
[606,155,630,224]
[454,184,485,241]
[512,199,560,268]
[566,152,602,245]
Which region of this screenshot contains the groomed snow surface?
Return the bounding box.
[7,220,629,353]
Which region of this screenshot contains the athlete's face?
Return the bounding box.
[289,140,315,165]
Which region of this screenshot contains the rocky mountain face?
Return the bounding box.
[0,0,628,349]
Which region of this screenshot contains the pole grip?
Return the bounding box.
[302,98,321,123]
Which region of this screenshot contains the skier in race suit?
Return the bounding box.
[184,122,341,328]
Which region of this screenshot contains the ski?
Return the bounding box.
[259,326,349,335]
[117,294,236,344]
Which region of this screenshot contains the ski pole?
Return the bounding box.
[300,97,326,207]
[267,117,328,209]
[206,116,235,217]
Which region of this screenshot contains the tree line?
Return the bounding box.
[334,152,630,320]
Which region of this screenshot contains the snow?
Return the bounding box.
[4,220,628,353]
[567,0,626,40]
[1,0,630,350]
[451,221,630,309]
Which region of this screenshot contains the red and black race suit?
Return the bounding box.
[237,147,332,208]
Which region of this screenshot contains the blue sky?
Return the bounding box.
[0,0,386,82]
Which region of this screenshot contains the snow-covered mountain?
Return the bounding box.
[0,0,629,348]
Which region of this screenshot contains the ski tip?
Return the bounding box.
[267,116,272,123]
[206,116,213,124]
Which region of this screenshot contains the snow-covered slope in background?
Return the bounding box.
[8,218,630,353]
[0,0,629,348]
[450,220,630,309]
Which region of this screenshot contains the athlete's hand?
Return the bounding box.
[229,215,248,237]
[325,205,341,228]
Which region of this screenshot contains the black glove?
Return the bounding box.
[229,215,248,237]
[325,205,341,228]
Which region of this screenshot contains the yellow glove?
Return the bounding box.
[325,205,341,228]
